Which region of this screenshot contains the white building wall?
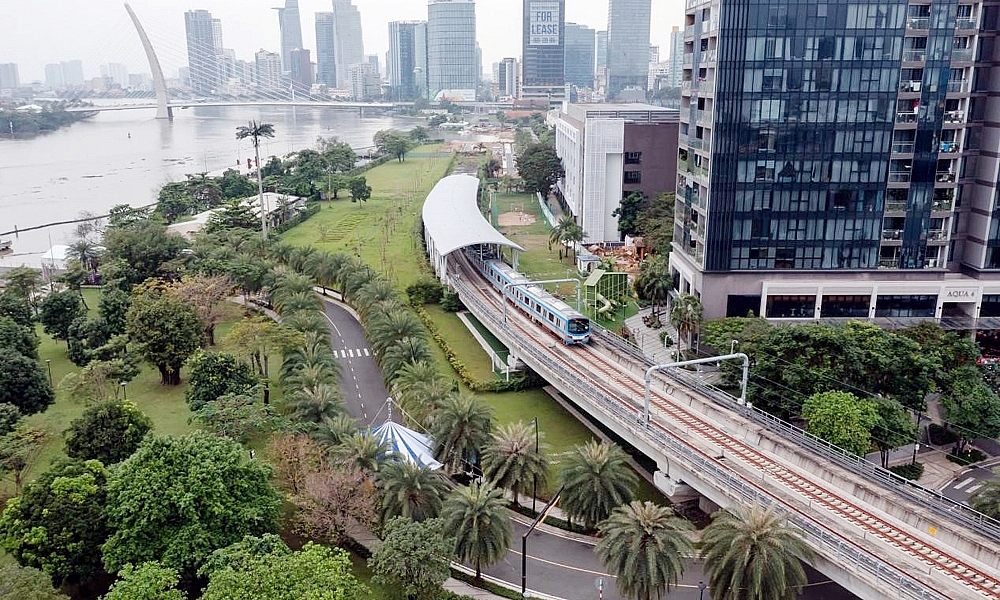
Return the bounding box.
[555,118,583,217]
[582,119,624,242]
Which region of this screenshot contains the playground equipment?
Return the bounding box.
[583,269,630,322]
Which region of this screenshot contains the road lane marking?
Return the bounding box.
[966,484,983,494]
[349,350,355,358]
[506,548,611,577]
[363,348,370,356]
[954,477,975,490]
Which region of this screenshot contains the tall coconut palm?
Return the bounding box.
[482,421,549,505]
[284,383,344,423]
[970,471,1000,521]
[560,440,638,529]
[336,431,389,474]
[377,460,451,522]
[700,504,812,600]
[282,331,339,380]
[236,120,275,238]
[309,414,359,448]
[354,280,399,319]
[369,310,425,354]
[65,239,103,277]
[670,293,704,357]
[380,337,433,382]
[442,481,512,579]
[596,501,693,600]
[429,393,492,473]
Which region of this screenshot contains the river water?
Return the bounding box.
[0,105,416,267]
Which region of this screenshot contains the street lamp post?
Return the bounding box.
[522,485,564,598]
[45,359,52,387]
[912,411,924,465]
[121,381,127,401]
[643,353,751,425]
[730,339,738,354]
[698,581,706,600]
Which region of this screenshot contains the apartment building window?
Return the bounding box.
[820,295,871,318]
[623,170,642,184]
[874,295,936,317]
[624,151,643,165]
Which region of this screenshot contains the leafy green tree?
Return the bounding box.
[442,481,511,579]
[560,440,638,530]
[0,348,55,415]
[941,366,1000,454]
[872,398,917,468]
[198,533,290,576]
[969,470,1000,521]
[369,517,453,600]
[350,176,372,204]
[201,542,366,600]
[0,460,111,585]
[482,421,549,505]
[39,290,86,342]
[206,199,259,233]
[126,282,205,385]
[802,391,880,456]
[670,294,703,356]
[409,126,430,144]
[404,279,442,306]
[0,315,38,359]
[0,426,45,495]
[3,267,43,308]
[103,221,188,285]
[64,401,153,465]
[612,191,647,238]
[154,181,196,223]
[317,136,358,173]
[185,351,259,411]
[596,501,693,600]
[899,321,979,386]
[377,460,450,522]
[429,393,492,473]
[99,288,131,335]
[516,142,564,197]
[218,168,257,199]
[634,192,675,255]
[102,562,184,600]
[700,504,812,600]
[102,432,281,575]
[193,389,281,444]
[374,129,413,162]
[0,291,34,327]
[842,321,935,411]
[224,317,303,379]
[0,564,70,600]
[0,403,21,436]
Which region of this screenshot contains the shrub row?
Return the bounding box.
[273,203,321,235]
[946,448,987,466]
[888,462,925,481]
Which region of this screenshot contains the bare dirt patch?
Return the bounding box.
[498,211,537,227]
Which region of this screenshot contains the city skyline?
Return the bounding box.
[1,0,683,83]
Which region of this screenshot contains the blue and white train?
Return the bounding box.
[474,255,591,344]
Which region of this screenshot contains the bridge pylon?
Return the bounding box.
[124,2,172,119]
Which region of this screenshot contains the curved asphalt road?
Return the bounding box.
[317,295,856,600]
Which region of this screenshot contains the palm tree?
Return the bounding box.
[560,440,638,529]
[670,294,704,357]
[970,471,1000,520]
[65,239,103,277]
[700,504,813,600]
[281,362,339,391]
[637,255,672,318]
[369,310,425,355]
[309,414,358,448]
[561,222,585,262]
[377,460,451,522]
[482,421,549,505]
[596,501,693,600]
[548,216,572,257]
[354,280,399,319]
[305,251,348,295]
[236,120,276,239]
[336,431,389,474]
[273,290,321,316]
[442,481,512,580]
[284,383,344,423]
[282,331,339,381]
[392,361,451,425]
[281,310,329,337]
[380,337,433,382]
[429,393,493,473]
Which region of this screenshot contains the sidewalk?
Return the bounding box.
[622,307,679,365]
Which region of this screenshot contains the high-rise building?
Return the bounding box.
[61,61,84,86]
[666,25,683,88]
[606,0,651,98]
[101,63,129,88]
[649,45,659,64]
[275,0,304,73]
[45,64,64,89]
[348,62,379,100]
[563,22,595,89]
[254,49,283,94]
[672,0,1000,324]
[427,0,478,101]
[184,9,223,95]
[388,21,428,100]
[366,54,380,80]
[521,0,565,103]
[596,30,607,70]
[315,12,337,88]
[332,0,365,90]
[289,48,312,92]
[0,64,19,90]
[493,57,519,98]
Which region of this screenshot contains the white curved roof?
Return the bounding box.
[422,174,525,256]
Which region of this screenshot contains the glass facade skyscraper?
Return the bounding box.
[275,0,303,73]
[315,12,337,88]
[184,9,223,95]
[606,0,651,98]
[672,0,1000,325]
[388,21,428,100]
[332,0,365,90]
[564,22,596,89]
[521,0,565,103]
[427,0,478,100]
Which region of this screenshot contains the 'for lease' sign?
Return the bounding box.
[529,1,560,46]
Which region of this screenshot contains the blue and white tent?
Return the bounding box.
[371,421,443,471]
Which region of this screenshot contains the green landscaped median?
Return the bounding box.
[280,145,455,291]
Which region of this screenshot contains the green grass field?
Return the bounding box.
[422,305,496,382]
[281,146,455,291]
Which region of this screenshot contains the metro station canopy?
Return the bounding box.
[422,175,524,281]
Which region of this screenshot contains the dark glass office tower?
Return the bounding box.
[521,0,565,103]
[564,22,596,89]
[671,0,995,324]
[388,21,428,100]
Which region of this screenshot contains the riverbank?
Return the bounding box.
[0,108,96,139]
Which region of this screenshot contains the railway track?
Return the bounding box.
[450,257,1000,600]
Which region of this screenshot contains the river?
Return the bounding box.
[0,104,419,268]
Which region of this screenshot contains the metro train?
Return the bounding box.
[473,254,591,344]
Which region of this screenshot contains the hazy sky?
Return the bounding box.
[3,0,684,82]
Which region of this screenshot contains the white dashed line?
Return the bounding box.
[954,478,975,490]
[966,484,984,494]
[363,348,370,356]
[348,349,355,358]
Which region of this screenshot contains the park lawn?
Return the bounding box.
[422,305,497,382]
[281,145,454,291]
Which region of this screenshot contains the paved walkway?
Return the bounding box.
[623,307,678,364]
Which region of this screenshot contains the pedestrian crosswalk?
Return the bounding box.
[333,348,371,359]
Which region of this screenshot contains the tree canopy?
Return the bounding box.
[0,348,55,415]
[64,400,153,465]
[0,564,69,600]
[0,315,39,359]
[102,432,281,575]
[39,291,86,342]
[103,222,188,285]
[802,391,880,456]
[185,351,259,411]
[515,142,564,197]
[126,281,205,385]
[369,517,453,600]
[374,129,413,162]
